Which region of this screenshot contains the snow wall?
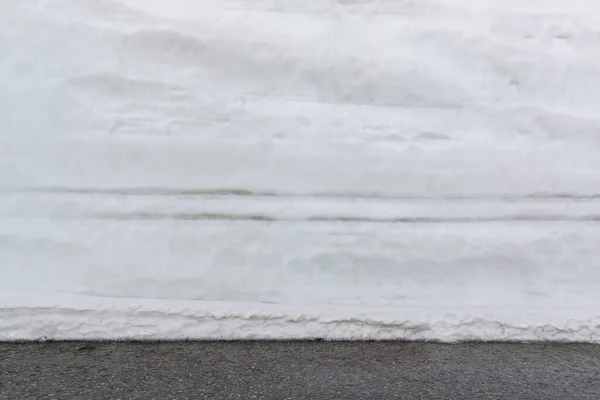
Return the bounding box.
[1,0,600,341]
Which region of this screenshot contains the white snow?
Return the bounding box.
[2,0,600,342]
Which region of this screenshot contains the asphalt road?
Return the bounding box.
[1,341,599,399]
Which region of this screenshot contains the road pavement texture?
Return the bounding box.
[1,341,599,399]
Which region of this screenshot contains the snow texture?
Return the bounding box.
[1,0,600,341]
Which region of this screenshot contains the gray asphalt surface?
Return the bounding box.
[1,341,599,399]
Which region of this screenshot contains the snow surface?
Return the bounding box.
[2,0,600,341]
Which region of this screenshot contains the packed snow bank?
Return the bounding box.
[2,291,600,342]
[2,0,600,341]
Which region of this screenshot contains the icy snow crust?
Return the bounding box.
[2,0,600,341]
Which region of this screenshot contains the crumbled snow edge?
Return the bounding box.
[1,292,599,342]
